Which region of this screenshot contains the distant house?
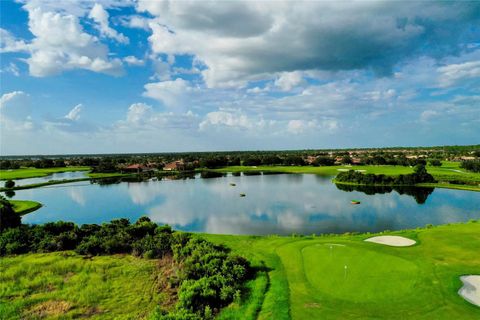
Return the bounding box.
[163,161,186,171]
[123,164,151,173]
[305,156,318,164]
[351,158,362,164]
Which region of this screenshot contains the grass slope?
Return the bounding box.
[9,200,42,215]
[0,167,90,180]
[0,252,167,319]
[207,222,480,319]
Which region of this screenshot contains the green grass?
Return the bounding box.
[213,161,480,191]
[207,222,480,319]
[0,252,167,319]
[0,167,91,180]
[9,200,42,215]
[2,223,479,319]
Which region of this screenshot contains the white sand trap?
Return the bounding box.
[365,235,416,247]
[355,170,366,172]
[459,275,480,307]
[337,169,349,172]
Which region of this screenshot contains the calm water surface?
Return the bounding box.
[8,173,480,235]
[11,171,89,186]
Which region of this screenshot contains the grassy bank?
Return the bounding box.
[0,253,166,319]
[2,222,479,319]
[0,167,91,180]
[207,221,480,319]
[9,200,42,215]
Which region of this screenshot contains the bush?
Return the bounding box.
[0,196,21,231]
[4,180,15,189]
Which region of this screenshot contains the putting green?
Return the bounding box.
[302,244,418,303]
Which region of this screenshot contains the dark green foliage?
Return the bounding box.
[429,159,442,166]
[460,160,480,173]
[4,179,15,189]
[0,215,252,319]
[312,157,335,166]
[200,171,225,179]
[0,195,21,231]
[169,238,251,319]
[335,164,436,186]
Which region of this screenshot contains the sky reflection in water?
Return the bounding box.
[12,173,480,235]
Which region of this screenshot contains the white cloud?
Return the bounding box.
[0,91,31,121]
[287,119,314,134]
[143,78,196,108]
[119,14,150,30]
[88,3,129,44]
[139,1,479,87]
[0,28,29,53]
[275,71,305,91]
[123,55,144,66]
[65,104,83,121]
[0,91,34,132]
[1,62,21,76]
[437,60,480,88]
[126,102,153,124]
[2,2,125,77]
[199,109,272,132]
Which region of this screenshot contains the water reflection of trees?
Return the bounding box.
[335,183,435,204]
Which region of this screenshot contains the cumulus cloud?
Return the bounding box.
[143,78,196,108]
[2,2,125,77]
[123,55,144,66]
[139,1,480,87]
[88,3,129,44]
[126,102,153,124]
[25,7,124,76]
[199,109,257,131]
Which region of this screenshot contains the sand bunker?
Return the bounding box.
[337,169,349,172]
[459,275,480,307]
[365,236,416,247]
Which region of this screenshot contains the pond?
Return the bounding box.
[7,173,480,235]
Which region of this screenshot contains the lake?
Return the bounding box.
[7,173,480,235]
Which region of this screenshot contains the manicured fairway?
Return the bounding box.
[0,167,90,180]
[208,222,480,319]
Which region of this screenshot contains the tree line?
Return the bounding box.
[461,160,480,173]
[335,164,436,186]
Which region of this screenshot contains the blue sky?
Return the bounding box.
[1,0,479,155]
